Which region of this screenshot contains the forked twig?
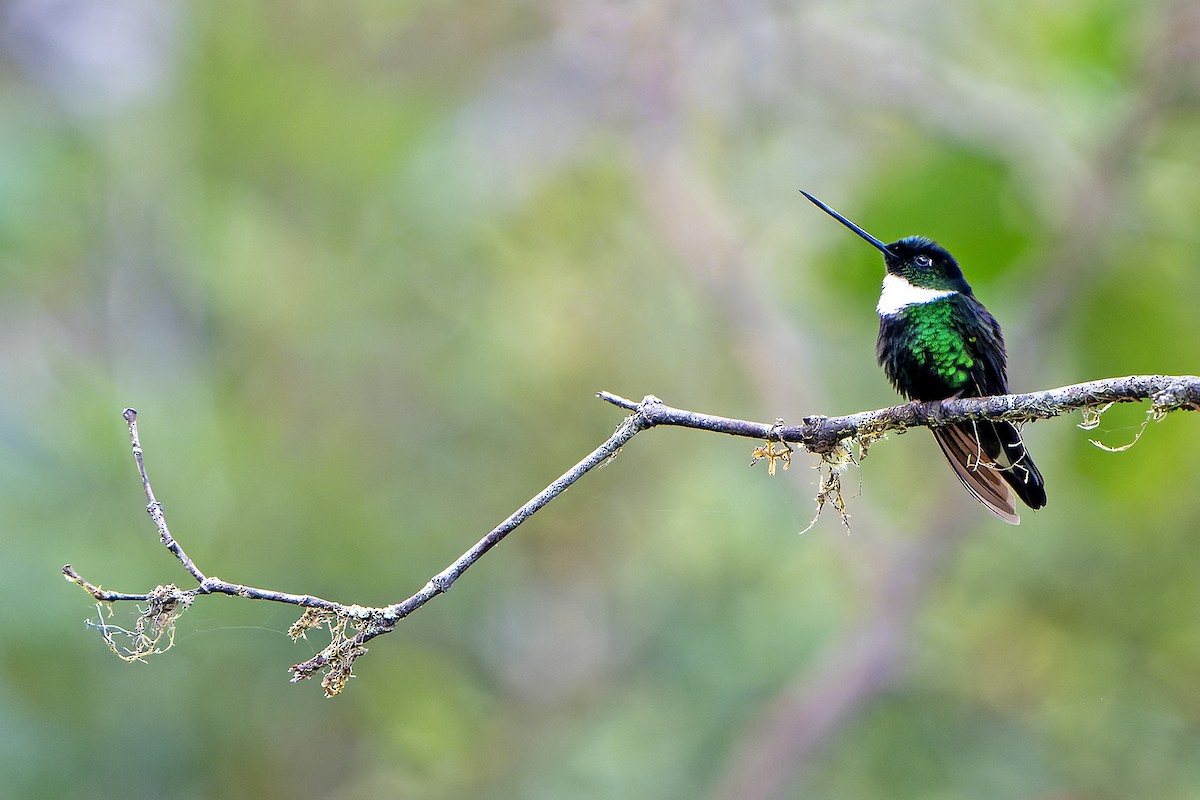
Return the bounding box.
[65,375,1200,694]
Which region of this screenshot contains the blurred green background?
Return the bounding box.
[3,1,1200,798]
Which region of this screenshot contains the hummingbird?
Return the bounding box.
[800,190,1046,524]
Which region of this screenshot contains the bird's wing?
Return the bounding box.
[955,294,1009,396]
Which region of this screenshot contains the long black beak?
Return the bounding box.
[800,190,891,256]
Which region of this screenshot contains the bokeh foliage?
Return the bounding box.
[2,0,1199,798]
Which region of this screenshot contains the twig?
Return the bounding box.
[123,408,206,585]
[65,375,1200,694]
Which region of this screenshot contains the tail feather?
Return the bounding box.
[932,421,1046,525]
[993,422,1047,510]
[933,425,1019,524]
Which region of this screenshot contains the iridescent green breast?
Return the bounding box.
[900,297,976,390]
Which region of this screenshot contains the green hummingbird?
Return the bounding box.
[801,191,1046,524]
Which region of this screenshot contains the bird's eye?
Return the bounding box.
[914,255,933,268]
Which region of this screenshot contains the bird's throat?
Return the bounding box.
[876,273,956,316]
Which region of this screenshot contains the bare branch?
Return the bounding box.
[66,375,1200,694]
[601,375,1200,455]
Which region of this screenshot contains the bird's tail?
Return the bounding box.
[932,421,1046,525]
